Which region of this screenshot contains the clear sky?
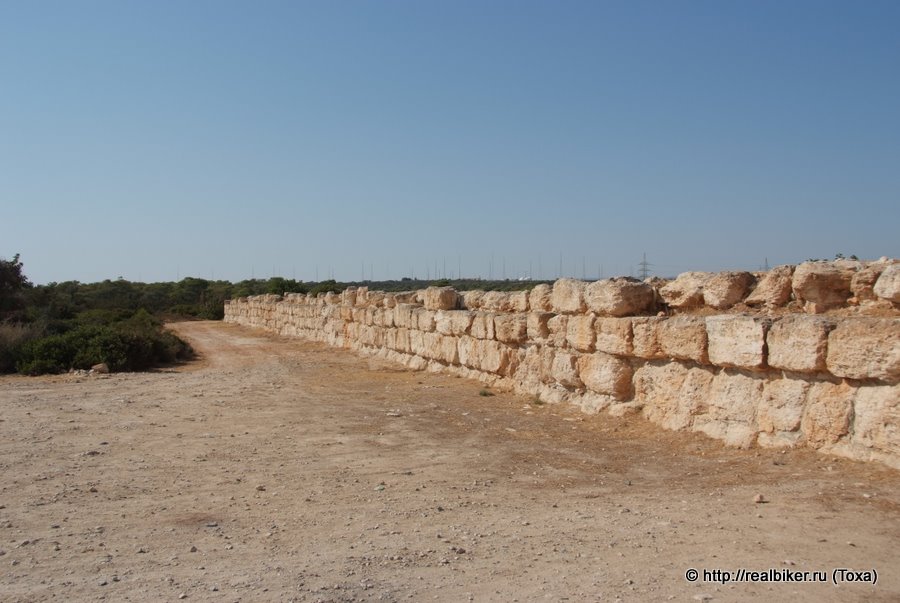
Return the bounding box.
[2,1,899,284]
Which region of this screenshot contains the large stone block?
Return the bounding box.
[801,381,854,448]
[577,352,632,400]
[527,312,552,341]
[423,286,459,311]
[566,314,596,352]
[551,279,587,314]
[702,272,754,309]
[693,369,764,448]
[635,363,715,431]
[547,314,569,348]
[583,278,654,317]
[706,315,768,369]
[873,263,900,303]
[792,261,854,313]
[412,308,436,332]
[462,290,485,310]
[826,318,900,382]
[550,351,583,388]
[757,377,809,435]
[469,312,496,340]
[767,315,831,373]
[435,310,473,336]
[850,385,900,458]
[528,284,553,312]
[657,315,708,363]
[494,314,528,344]
[631,317,664,359]
[594,317,633,356]
[479,340,510,375]
[659,272,712,309]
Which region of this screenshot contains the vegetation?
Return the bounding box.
[0,252,554,376]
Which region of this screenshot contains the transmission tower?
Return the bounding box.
[638,252,652,280]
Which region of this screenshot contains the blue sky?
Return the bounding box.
[2,1,898,284]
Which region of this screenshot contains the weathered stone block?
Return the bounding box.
[657,315,708,363]
[423,286,459,311]
[792,261,854,313]
[694,369,764,448]
[479,340,510,375]
[873,263,900,303]
[547,314,569,348]
[758,377,809,435]
[703,272,754,309]
[527,312,552,341]
[435,310,473,336]
[550,351,582,388]
[494,314,528,344]
[551,279,587,314]
[594,317,633,356]
[529,284,553,312]
[826,318,900,382]
[659,272,712,309]
[462,290,485,310]
[635,363,715,431]
[850,385,899,458]
[706,315,768,369]
[577,352,632,400]
[631,317,664,359]
[413,308,435,332]
[583,278,654,317]
[801,381,854,448]
[469,312,496,340]
[565,314,596,352]
[767,315,831,373]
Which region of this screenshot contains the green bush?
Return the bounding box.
[14,319,193,375]
[0,322,43,372]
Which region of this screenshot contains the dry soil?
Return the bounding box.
[0,321,897,602]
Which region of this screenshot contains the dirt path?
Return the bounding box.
[1,321,897,602]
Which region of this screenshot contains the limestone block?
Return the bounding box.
[470,312,496,340]
[583,278,654,317]
[873,263,900,303]
[413,309,435,332]
[440,335,459,365]
[758,378,809,434]
[435,310,473,336]
[791,261,854,313]
[512,346,543,389]
[422,332,443,361]
[826,318,900,382]
[457,336,480,369]
[693,370,764,448]
[577,352,632,400]
[801,381,854,448]
[657,315,708,363]
[324,292,339,305]
[706,315,768,369]
[340,306,353,321]
[635,363,715,431]
[851,264,886,302]
[594,317,633,356]
[529,284,553,312]
[527,312,552,341]
[341,288,357,306]
[565,314,596,352]
[409,330,426,357]
[383,293,397,309]
[551,279,587,314]
[423,286,459,311]
[507,290,530,312]
[850,385,900,458]
[462,290,485,310]
[550,351,583,388]
[494,314,528,344]
[659,272,712,309]
[767,316,831,373]
[631,317,664,359]
[547,314,569,348]
[479,340,510,375]
[703,271,754,309]
[393,304,414,328]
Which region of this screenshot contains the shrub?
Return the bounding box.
[0,322,43,373]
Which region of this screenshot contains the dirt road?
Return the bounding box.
[1,321,897,602]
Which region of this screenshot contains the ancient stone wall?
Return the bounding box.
[224,260,900,469]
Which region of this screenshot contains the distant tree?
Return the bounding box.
[0,254,32,319]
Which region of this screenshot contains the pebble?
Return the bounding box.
[753,494,767,504]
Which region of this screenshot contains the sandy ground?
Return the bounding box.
[0,321,897,603]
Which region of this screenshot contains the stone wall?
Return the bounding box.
[224,260,900,470]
